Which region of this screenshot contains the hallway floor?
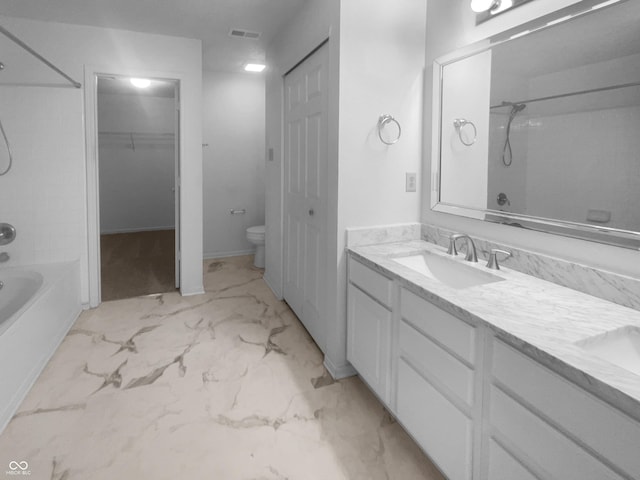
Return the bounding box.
[0,256,443,480]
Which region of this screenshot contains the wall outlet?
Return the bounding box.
[406,172,417,192]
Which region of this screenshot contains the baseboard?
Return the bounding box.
[324,356,357,380]
[101,225,175,235]
[203,249,255,260]
[180,287,205,297]
[263,272,283,300]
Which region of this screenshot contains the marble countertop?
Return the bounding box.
[349,240,640,419]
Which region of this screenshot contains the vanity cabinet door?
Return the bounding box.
[486,339,636,480]
[347,283,392,403]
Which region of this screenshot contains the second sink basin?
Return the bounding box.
[392,252,504,289]
[576,326,640,376]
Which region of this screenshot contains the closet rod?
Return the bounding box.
[0,24,81,89]
[490,80,640,109]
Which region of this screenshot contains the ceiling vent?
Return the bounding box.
[229,29,261,39]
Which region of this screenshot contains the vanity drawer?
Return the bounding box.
[400,288,476,365]
[487,439,538,480]
[348,258,393,307]
[492,340,640,478]
[489,386,624,480]
[399,319,474,407]
[397,358,473,480]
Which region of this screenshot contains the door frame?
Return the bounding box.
[84,66,184,307]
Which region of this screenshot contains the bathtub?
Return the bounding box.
[0,262,81,433]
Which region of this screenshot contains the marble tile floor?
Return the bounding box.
[0,256,444,480]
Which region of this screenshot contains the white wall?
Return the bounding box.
[439,50,491,210]
[331,0,426,374]
[0,15,203,302]
[422,0,640,279]
[98,93,176,234]
[203,71,265,258]
[266,0,426,376]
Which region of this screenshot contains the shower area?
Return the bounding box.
[487,37,640,232]
[0,23,83,432]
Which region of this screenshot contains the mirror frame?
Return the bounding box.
[430,0,640,250]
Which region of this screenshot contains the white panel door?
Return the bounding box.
[283,42,329,351]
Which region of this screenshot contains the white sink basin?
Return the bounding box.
[576,326,640,376]
[392,252,504,289]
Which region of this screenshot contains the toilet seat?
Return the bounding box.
[247,225,265,236]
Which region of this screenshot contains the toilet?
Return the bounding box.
[246,225,265,268]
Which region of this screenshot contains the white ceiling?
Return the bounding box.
[0,0,309,72]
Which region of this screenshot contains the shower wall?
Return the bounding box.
[524,53,640,231]
[0,87,84,266]
[0,15,203,302]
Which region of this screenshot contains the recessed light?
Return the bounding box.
[130,78,151,88]
[244,64,266,73]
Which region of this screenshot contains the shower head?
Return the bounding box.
[511,103,526,114]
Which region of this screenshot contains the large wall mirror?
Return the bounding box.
[431,0,640,249]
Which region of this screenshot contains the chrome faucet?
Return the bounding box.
[486,249,511,270]
[447,234,478,262]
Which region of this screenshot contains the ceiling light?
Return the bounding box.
[130,78,151,88]
[470,0,500,13]
[244,64,266,73]
[490,0,513,15]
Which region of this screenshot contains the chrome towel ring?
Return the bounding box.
[453,118,477,146]
[378,114,401,145]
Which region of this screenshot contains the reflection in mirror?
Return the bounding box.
[432,0,640,249]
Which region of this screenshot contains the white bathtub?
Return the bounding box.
[0,262,81,433]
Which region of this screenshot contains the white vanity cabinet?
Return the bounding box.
[484,339,640,480]
[347,258,393,403]
[346,254,640,480]
[396,288,480,480]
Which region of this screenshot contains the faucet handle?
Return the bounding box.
[447,234,463,256]
[486,249,511,270]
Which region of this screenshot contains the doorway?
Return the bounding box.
[96,75,180,301]
[283,42,329,350]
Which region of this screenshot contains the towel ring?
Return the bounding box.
[378,114,401,145]
[454,118,477,146]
